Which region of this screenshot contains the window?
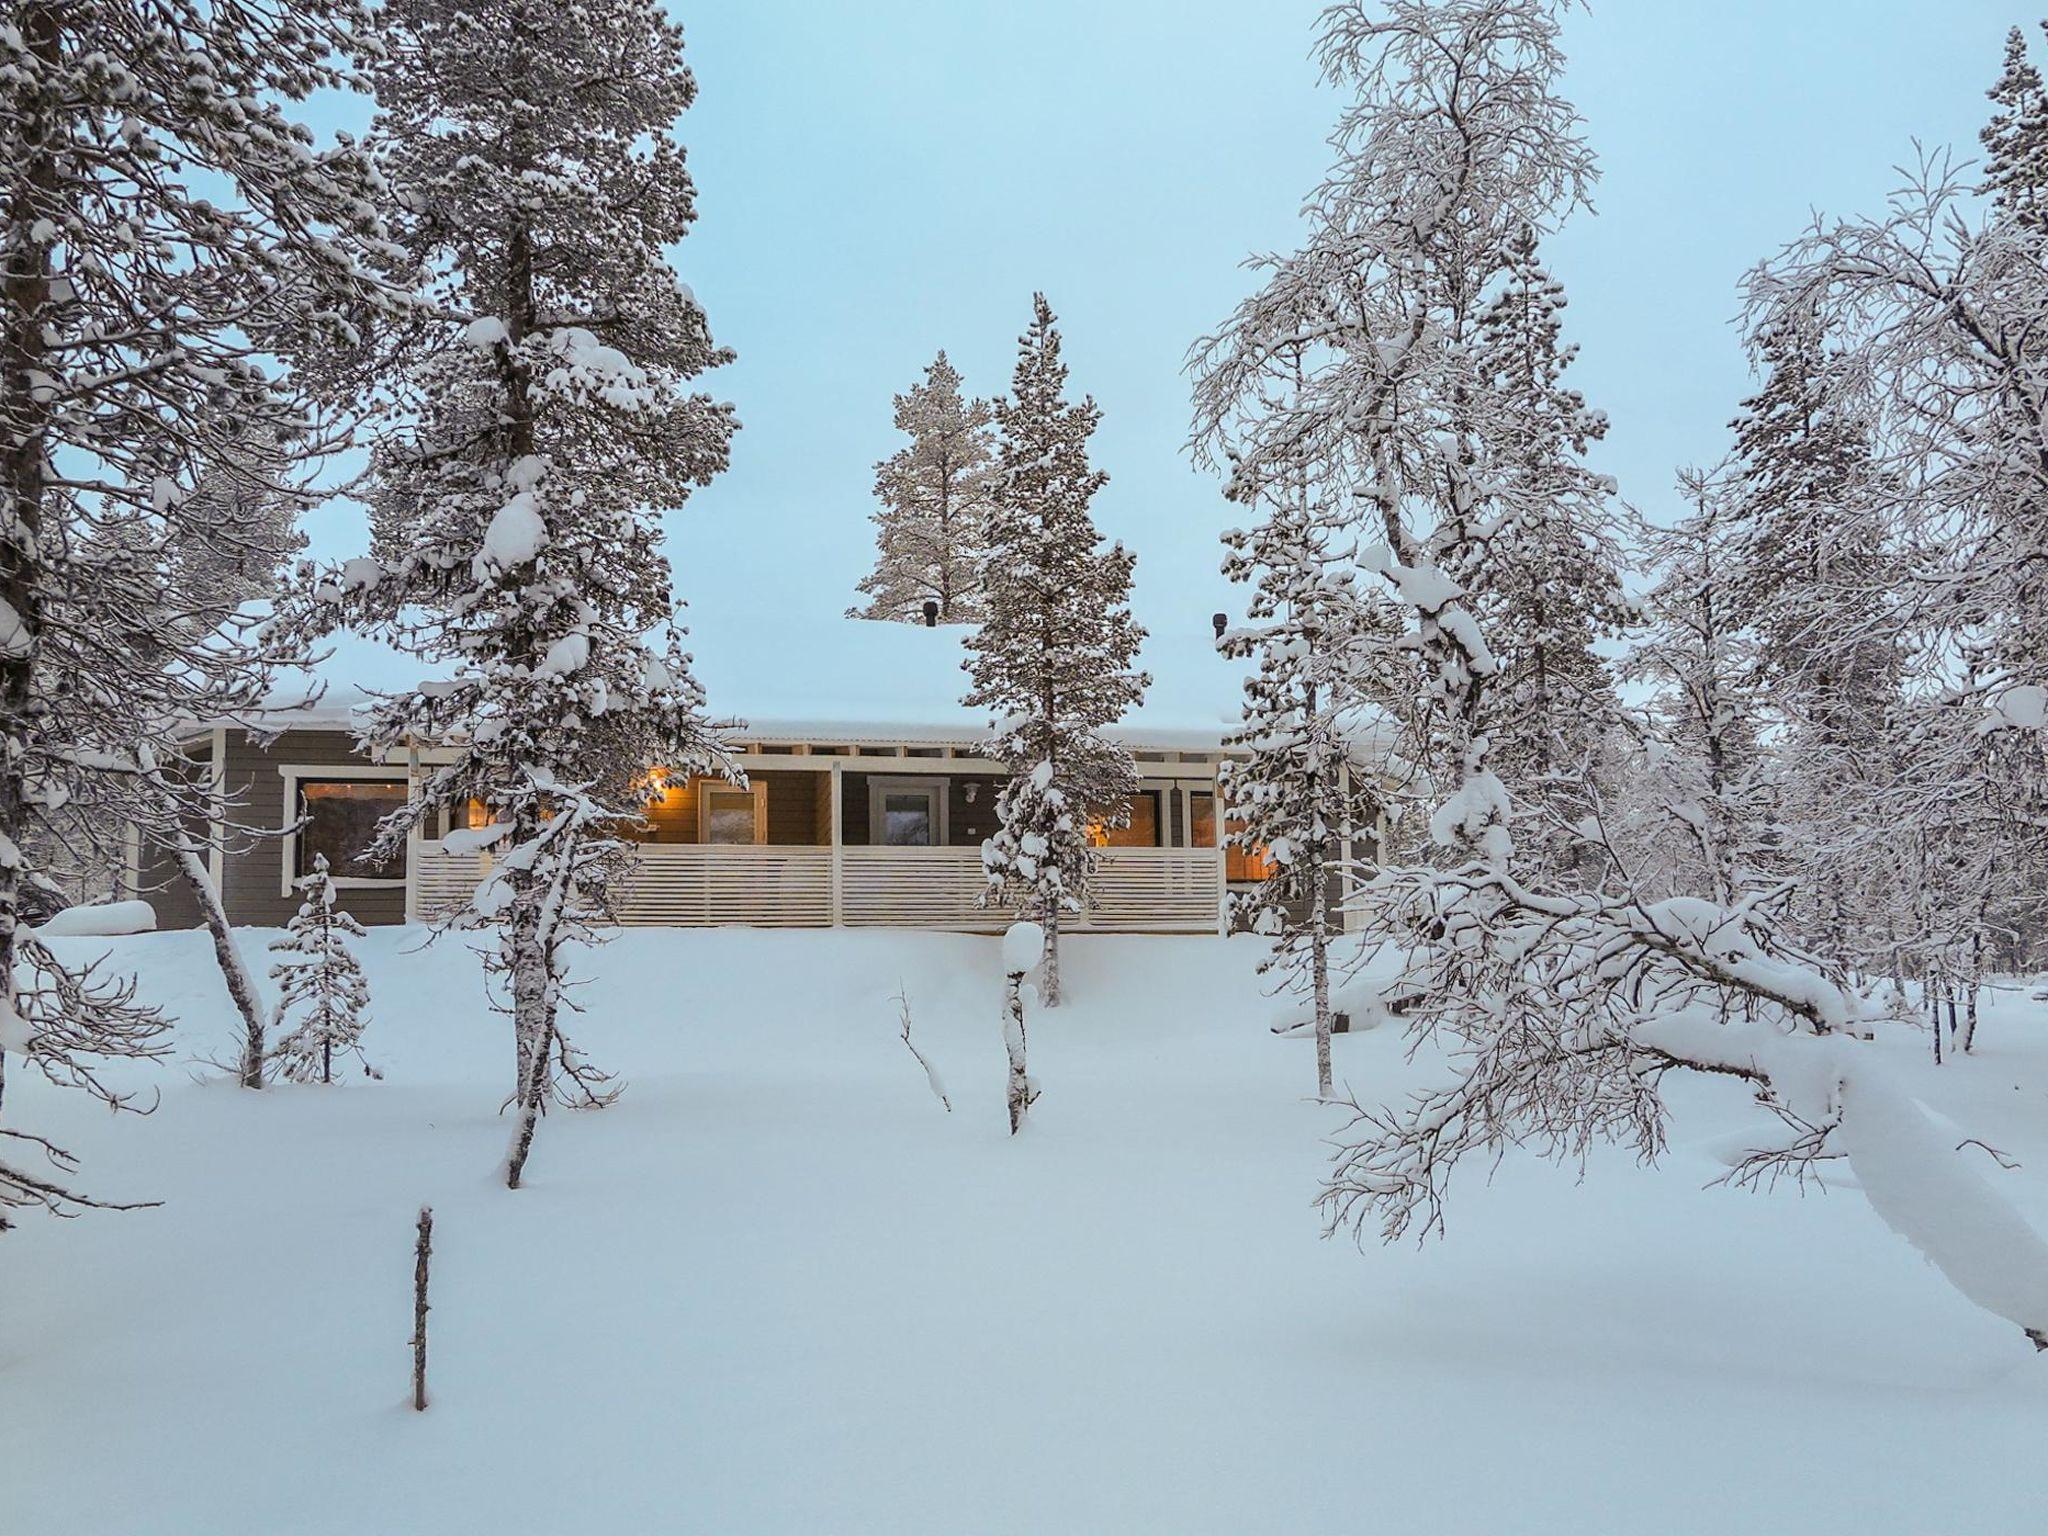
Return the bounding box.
[1087,790,1161,848]
[294,777,407,882]
[1190,791,1275,882]
[867,778,946,846]
[698,782,767,845]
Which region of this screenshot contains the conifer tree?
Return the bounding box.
[1982,25,2048,228]
[966,296,1147,1008]
[319,0,738,1187]
[849,352,996,623]
[1216,477,1384,1098]
[1721,308,1901,958]
[1623,468,1777,906]
[1468,226,1629,870]
[0,0,393,1218]
[268,855,374,1085]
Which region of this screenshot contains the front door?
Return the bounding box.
[871,780,945,846]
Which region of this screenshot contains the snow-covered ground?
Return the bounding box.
[6,927,2048,1535]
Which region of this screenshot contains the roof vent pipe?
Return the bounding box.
[1211,612,1227,642]
[922,600,940,628]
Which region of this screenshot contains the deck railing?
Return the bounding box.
[410,841,1221,934]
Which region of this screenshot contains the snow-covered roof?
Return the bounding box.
[242,610,1249,751]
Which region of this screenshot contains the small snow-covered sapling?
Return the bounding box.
[268,855,375,1085]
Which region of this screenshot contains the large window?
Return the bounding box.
[1087,790,1161,848]
[1189,791,1276,882]
[294,777,407,882]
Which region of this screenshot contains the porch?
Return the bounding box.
[405,746,1235,934]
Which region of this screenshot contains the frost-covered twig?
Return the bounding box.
[891,986,951,1113]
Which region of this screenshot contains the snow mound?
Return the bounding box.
[35,899,158,937]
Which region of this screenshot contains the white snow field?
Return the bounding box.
[6,927,2048,1535]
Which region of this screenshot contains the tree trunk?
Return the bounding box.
[505,1012,553,1189]
[172,837,267,1087]
[0,2,62,1121]
[1311,860,1333,1100]
[1002,967,1031,1135]
[1930,969,1943,1067]
[1040,904,1061,1009]
[411,1206,432,1411]
[1964,926,1983,1054]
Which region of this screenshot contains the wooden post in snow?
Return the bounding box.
[411,1206,432,1411]
[828,758,845,927]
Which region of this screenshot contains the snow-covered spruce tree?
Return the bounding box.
[965,295,1147,1009]
[169,434,307,626]
[1466,226,1628,869]
[0,1,393,1216]
[1720,307,1902,961]
[1620,468,1778,907]
[318,0,738,1189]
[1982,24,2048,230]
[849,351,996,624]
[1214,475,1385,1098]
[1195,0,2048,1349]
[268,854,374,1084]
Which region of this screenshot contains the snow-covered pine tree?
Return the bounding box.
[1982,25,2048,229]
[966,295,1147,1008]
[1197,0,2048,1349]
[319,0,738,1188]
[268,854,374,1084]
[849,351,996,624]
[1621,467,1777,906]
[0,0,393,1219]
[1467,224,1629,873]
[1215,473,1384,1098]
[1721,306,1902,961]
[169,434,307,627]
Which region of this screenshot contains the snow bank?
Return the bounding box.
[1838,1069,2048,1345]
[34,899,158,937]
[9,928,2048,1536]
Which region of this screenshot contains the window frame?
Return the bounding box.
[1087,788,1163,849]
[278,765,411,896]
[696,779,769,846]
[865,776,949,848]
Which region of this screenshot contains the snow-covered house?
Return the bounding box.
[135,616,1316,934]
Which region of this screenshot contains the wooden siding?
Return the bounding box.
[132,739,213,930]
[220,731,407,929]
[629,771,819,845]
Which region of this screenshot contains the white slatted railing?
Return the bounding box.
[411,841,481,922]
[1076,847,1223,933]
[409,842,1219,934]
[610,845,834,927]
[839,846,1007,931]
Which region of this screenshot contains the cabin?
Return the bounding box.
[131,616,1357,935]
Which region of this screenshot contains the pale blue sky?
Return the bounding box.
[305,1,2022,672]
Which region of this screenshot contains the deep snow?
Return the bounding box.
[5,927,2048,1535]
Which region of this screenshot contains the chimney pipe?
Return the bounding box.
[922,600,940,628]
[1211,612,1227,642]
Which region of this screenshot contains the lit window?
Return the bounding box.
[700,784,764,845]
[1190,791,1275,881]
[297,779,407,880]
[1086,791,1160,848]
